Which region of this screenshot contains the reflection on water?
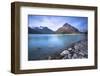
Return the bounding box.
[28,34,86,60]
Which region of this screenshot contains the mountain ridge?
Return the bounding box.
[28,23,83,34]
[28,26,54,34]
[56,23,80,34]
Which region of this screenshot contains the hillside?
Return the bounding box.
[56,23,80,34]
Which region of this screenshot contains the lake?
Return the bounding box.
[28,34,86,60]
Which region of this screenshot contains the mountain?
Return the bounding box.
[28,26,54,34]
[56,23,80,34]
[28,23,81,34]
[28,27,41,34]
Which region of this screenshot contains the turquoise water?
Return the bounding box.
[28,34,86,60]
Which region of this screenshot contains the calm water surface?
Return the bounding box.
[28,34,86,60]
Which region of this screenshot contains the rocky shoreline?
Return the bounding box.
[48,39,88,59]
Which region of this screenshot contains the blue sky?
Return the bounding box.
[28,15,88,32]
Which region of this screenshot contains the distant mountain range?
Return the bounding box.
[28,23,87,34]
[28,26,54,34]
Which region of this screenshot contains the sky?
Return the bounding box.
[28,15,88,32]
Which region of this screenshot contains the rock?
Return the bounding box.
[68,48,72,51]
[60,50,70,56]
[74,49,79,54]
[68,53,71,59]
[74,45,79,50]
[48,56,52,60]
[52,39,88,59]
[62,53,71,59]
[79,52,84,56]
[62,55,68,59]
[78,54,83,59]
[72,53,78,59]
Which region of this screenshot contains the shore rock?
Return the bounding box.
[48,39,88,59]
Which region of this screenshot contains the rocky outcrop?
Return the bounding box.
[48,39,88,59]
[60,39,88,59]
[56,23,80,34]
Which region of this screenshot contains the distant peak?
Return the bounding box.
[39,26,44,29]
[33,26,47,29]
[63,23,71,27]
[56,22,80,34]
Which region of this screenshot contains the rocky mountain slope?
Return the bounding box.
[56,23,80,34]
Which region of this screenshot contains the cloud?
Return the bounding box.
[28,15,88,32]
